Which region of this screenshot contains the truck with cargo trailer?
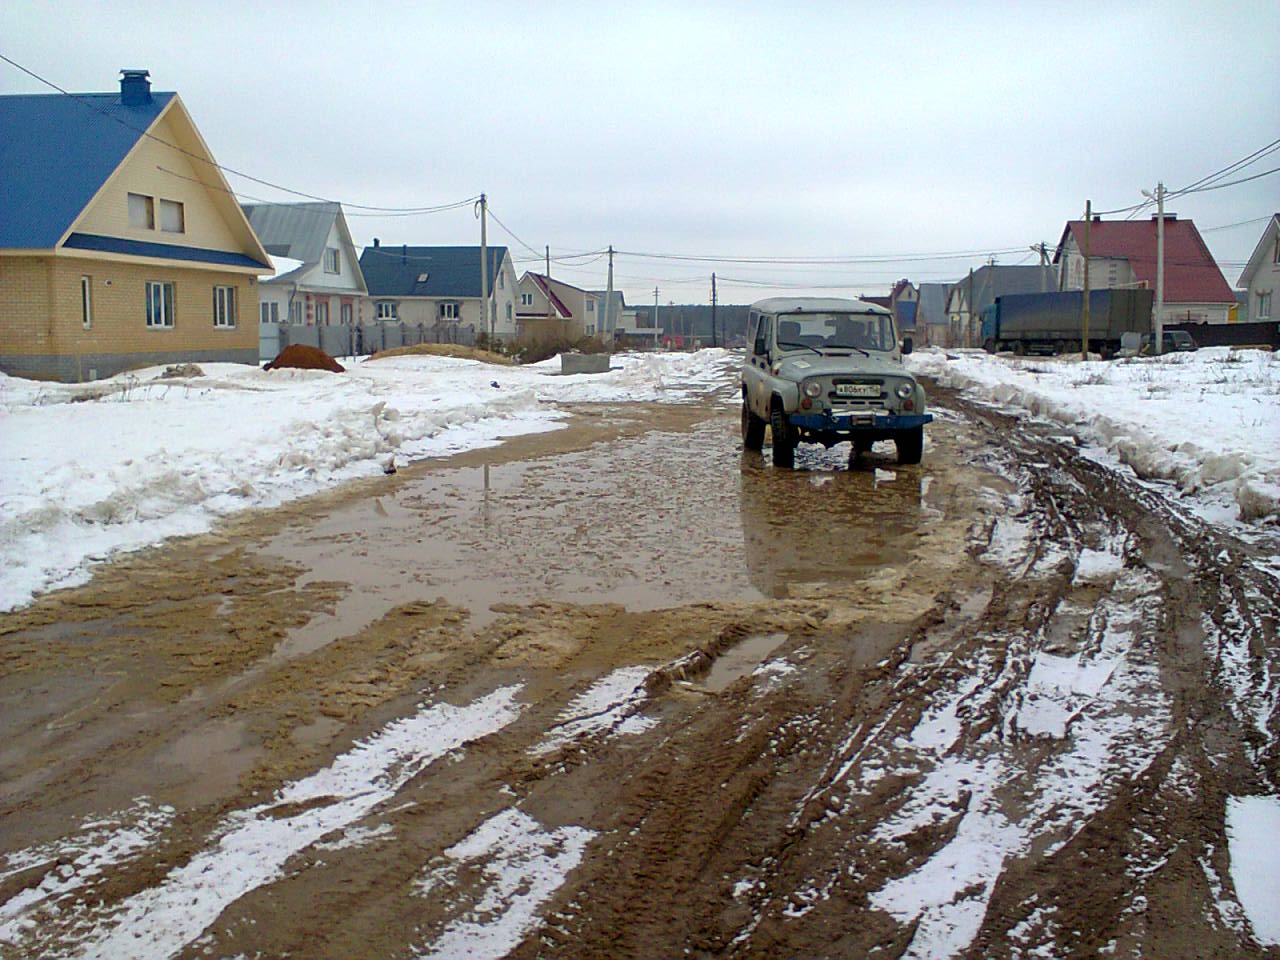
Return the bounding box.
[981,288,1153,358]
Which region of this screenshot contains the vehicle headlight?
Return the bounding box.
[804,380,822,398]
[894,382,913,399]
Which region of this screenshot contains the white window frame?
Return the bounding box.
[586,324,595,336]
[129,192,154,229]
[260,301,279,323]
[586,300,595,314]
[1258,291,1272,320]
[376,301,397,320]
[439,302,458,320]
[146,280,175,329]
[498,271,504,289]
[340,302,352,325]
[324,248,340,274]
[520,292,533,307]
[213,285,236,328]
[81,275,92,329]
[159,198,185,233]
[315,301,329,326]
[506,302,512,321]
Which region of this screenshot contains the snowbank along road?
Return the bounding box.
[1,360,1277,958]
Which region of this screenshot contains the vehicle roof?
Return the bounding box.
[749,296,891,316]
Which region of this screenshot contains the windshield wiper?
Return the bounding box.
[776,341,824,356]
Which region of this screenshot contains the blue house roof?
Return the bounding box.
[359,244,509,298]
[0,91,176,250]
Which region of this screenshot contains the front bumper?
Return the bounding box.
[790,411,933,432]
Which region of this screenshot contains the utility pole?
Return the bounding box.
[545,245,550,278]
[1153,182,1165,356]
[605,245,615,347]
[1082,200,1091,360]
[654,287,660,348]
[711,273,718,348]
[478,193,490,343]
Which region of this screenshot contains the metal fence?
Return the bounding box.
[259,321,477,363]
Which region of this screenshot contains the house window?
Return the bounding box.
[81,276,92,329]
[498,271,504,289]
[341,303,352,325]
[129,192,154,229]
[213,285,236,328]
[1258,292,1272,320]
[586,300,595,314]
[440,302,458,320]
[315,301,329,325]
[146,280,175,328]
[587,324,595,336]
[520,292,533,307]
[506,302,512,321]
[324,248,340,274]
[376,301,397,320]
[260,301,279,323]
[159,199,185,233]
[290,299,304,324]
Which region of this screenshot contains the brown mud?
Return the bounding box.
[0,387,1275,958]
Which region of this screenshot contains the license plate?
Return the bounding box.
[835,383,880,398]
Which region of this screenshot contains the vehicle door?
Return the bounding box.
[743,312,773,417]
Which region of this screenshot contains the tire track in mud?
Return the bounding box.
[2,388,1275,959]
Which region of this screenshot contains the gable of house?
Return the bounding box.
[1054,217,1234,304]
[243,202,367,294]
[1237,214,1280,288]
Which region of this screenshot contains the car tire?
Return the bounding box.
[742,399,765,451]
[770,402,795,468]
[896,426,923,465]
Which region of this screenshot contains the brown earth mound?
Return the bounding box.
[264,345,345,373]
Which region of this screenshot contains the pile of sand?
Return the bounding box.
[265,345,345,373]
[368,343,514,366]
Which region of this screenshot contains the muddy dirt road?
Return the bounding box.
[1,384,1277,958]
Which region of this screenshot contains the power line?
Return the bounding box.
[1172,163,1280,196]
[0,51,478,215]
[485,208,542,258]
[1171,137,1280,195]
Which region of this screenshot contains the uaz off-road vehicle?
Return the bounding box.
[741,297,932,467]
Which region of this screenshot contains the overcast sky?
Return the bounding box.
[3,1,1277,305]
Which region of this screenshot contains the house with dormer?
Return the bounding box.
[241,202,367,328]
[0,70,271,381]
[358,243,517,345]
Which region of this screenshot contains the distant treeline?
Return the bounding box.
[632,304,751,343]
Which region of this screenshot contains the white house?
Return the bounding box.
[242,202,368,327]
[1236,213,1279,324]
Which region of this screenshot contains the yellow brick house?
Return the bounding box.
[0,70,271,381]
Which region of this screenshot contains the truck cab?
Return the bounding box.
[741,297,933,467]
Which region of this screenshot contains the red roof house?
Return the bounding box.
[1053,215,1236,324]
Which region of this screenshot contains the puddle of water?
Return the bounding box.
[703,632,789,692]
[250,417,939,658]
[153,716,262,803]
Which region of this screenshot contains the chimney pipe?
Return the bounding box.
[120,69,151,106]
[373,237,380,247]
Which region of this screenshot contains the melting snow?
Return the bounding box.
[1225,795,1280,946]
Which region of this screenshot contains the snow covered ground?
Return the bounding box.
[0,350,737,612]
[906,346,1280,529]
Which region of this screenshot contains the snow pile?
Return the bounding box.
[529,665,656,756]
[906,347,1280,525]
[1225,795,1280,946]
[0,350,737,611]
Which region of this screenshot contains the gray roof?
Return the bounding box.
[241,202,340,264]
[955,265,1056,313]
[360,244,509,299]
[916,283,952,326]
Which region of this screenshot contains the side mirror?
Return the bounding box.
[902,337,913,355]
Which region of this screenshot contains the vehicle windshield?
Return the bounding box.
[774,312,896,352]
